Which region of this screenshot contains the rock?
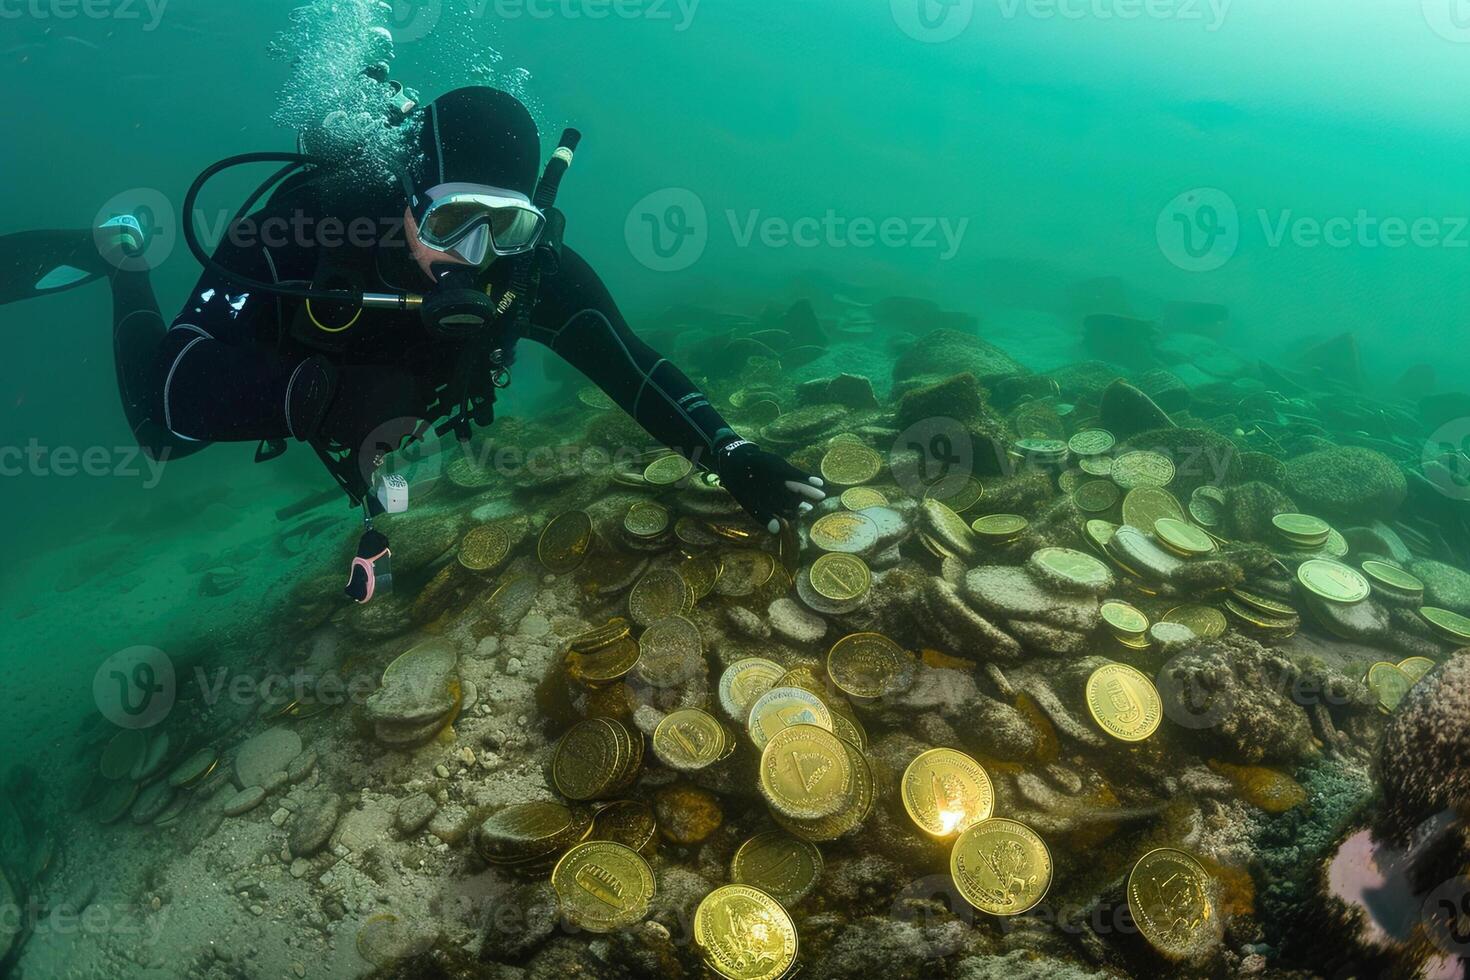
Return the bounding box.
[1408,559,1470,616]
[892,328,1025,386]
[1208,761,1307,814]
[779,298,828,348]
[895,372,985,427]
[482,882,559,960]
[1083,313,1158,367]
[1374,653,1470,843]
[1284,447,1407,520]
[796,374,879,410]
[653,784,723,845]
[768,598,826,643]
[724,605,772,642]
[365,640,460,727]
[963,566,1100,633]
[394,792,439,836]
[289,792,342,858]
[222,786,267,817]
[1098,379,1174,438]
[958,695,1041,762]
[1048,360,1121,403]
[1224,481,1298,542]
[1149,621,1200,654]
[233,727,303,789]
[428,805,475,846]
[286,750,318,784]
[1007,620,1090,656]
[1157,635,1317,764]
[1135,368,1190,413]
[919,577,1024,661]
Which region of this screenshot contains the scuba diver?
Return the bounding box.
[1,84,826,602]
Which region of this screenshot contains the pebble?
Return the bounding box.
[456,747,476,767]
[234,727,304,788]
[434,765,450,779]
[768,598,827,643]
[271,808,291,828]
[290,792,343,858]
[223,786,267,817]
[506,657,522,675]
[286,750,318,784]
[394,792,439,836]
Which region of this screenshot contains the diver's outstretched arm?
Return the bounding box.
[522,246,825,531]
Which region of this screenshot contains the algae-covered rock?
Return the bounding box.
[1224,481,1298,542]
[1134,368,1191,413]
[1284,446,1407,520]
[1374,653,1470,844]
[796,373,879,410]
[1098,380,1173,438]
[1157,635,1317,764]
[1047,360,1120,403]
[895,373,987,427]
[1408,559,1470,616]
[1123,425,1237,496]
[892,328,1024,386]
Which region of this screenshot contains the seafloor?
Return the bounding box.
[3,289,1468,980]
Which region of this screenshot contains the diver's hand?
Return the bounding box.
[714,440,826,534]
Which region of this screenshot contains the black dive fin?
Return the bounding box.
[0,230,112,306]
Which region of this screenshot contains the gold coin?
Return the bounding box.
[588,800,657,854]
[1272,512,1330,543]
[693,884,798,980]
[827,632,916,699]
[643,453,694,486]
[809,553,872,602]
[826,707,868,751]
[1111,450,1175,490]
[1086,663,1163,742]
[1188,486,1226,528]
[99,730,147,781]
[1079,455,1114,477]
[820,442,883,486]
[1421,606,1470,642]
[1068,429,1116,456]
[926,475,984,514]
[539,511,594,574]
[653,708,728,772]
[1360,560,1424,596]
[1121,486,1186,529]
[840,486,889,511]
[551,841,656,933]
[719,658,786,723]
[1229,589,1296,619]
[970,513,1028,540]
[566,635,641,685]
[458,524,511,572]
[950,818,1052,916]
[477,801,584,861]
[678,555,723,600]
[1127,848,1221,960]
[775,665,830,699]
[1084,519,1118,552]
[730,831,823,907]
[1153,517,1216,557]
[759,724,852,820]
[809,511,880,554]
[901,748,994,838]
[552,720,622,801]
[1073,480,1120,514]
[628,566,695,626]
[1296,559,1370,604]
[624,501,671,538]
[1030,547,1112,591]
[713,550,778,597]
[769,737,874,842]
[1223,599,1298,633]
[1100,600,1150,638]
[1161,605,1227,640]
[1397,656,1436,683]
[1366,662,1412,713]
[746,687,833,751]
[635,614,704,688]
[569,618,632,652]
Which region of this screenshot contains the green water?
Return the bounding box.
[3,1,1470,975]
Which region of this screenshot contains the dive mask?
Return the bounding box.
[406,179,547,266]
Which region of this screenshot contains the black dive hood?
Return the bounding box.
[181,87,580,340]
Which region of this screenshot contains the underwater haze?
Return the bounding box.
[3,0,1470,977]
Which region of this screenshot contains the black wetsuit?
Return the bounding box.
[111,179,741,503]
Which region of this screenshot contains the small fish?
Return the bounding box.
[58,35,102,51]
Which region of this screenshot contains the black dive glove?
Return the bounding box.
[714,439,827,534]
